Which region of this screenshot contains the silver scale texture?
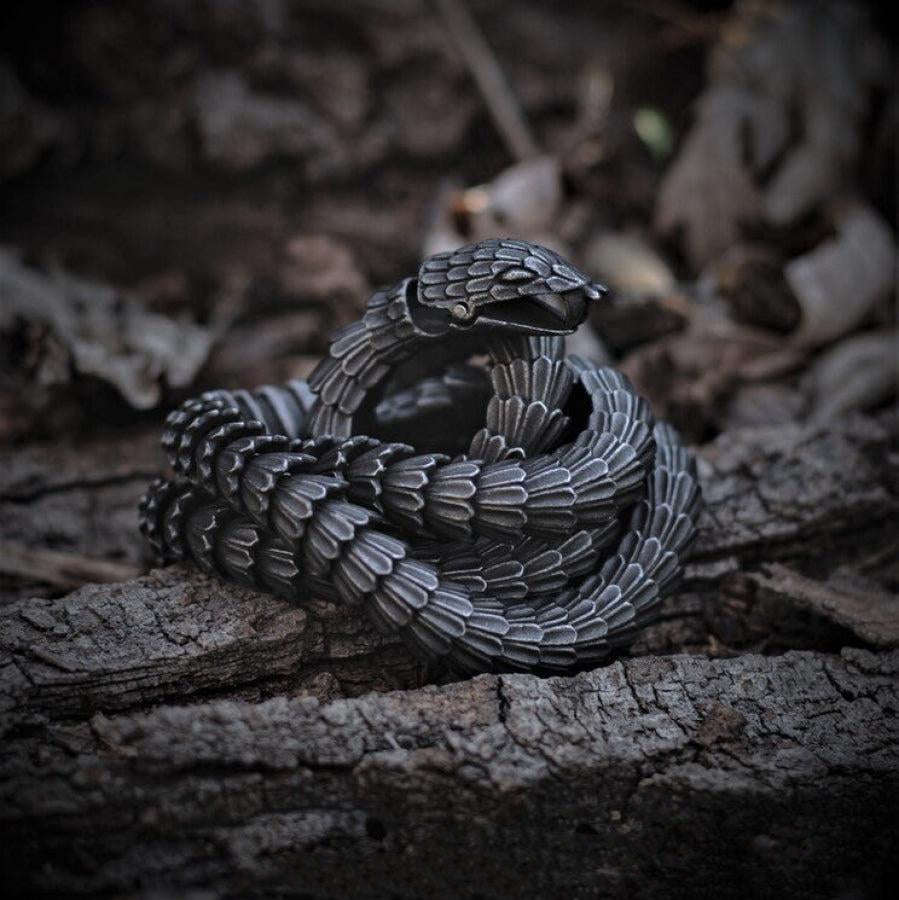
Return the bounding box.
[140,239,701,675]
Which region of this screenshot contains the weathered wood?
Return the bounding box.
[1,415,897,896]
[3,416,894,727]
[751,563,899,649]
[0,567,419,730]
[0,540,141,591]
[3,650,897,897]
[690,413,895,563]
[0,428,160,602]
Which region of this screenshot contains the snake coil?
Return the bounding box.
[140,238,701,675]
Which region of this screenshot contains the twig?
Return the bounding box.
[434,0,539,162]
[613,0,726,46]
[0,541,141,591]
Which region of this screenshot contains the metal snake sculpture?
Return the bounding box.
[139,238,701,675]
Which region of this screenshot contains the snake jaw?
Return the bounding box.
[471,286,598,335]
[416,238,607,336]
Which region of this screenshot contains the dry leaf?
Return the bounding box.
[805,330,897,422]
[278,236,368,308]
[655,87,774,267]
[787,205,895,347]
[716,244,800,333]
[655,1,888,269]
[194,70,336,171]
[0,248,212,409]
[585,231,686,352]
[424,156,563,257]
[585,231,676,299]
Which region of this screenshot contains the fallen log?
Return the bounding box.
[1,414,897,896]
[3,650,897,897]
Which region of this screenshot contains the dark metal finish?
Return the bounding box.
[140,238,701,675]
[417,238,605,335]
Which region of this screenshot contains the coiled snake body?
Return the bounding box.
[140,239,701,675]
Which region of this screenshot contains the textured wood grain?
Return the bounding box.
[2,415,897,897]
[3,416,894,725]
[0,429,160,602]
[1,566,419,731]
[3,650,897,897]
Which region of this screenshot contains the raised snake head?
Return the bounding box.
[414,238,606,336]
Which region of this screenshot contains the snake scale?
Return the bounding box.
[140,238,701,675]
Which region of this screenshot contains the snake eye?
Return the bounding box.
[451,301,476,323]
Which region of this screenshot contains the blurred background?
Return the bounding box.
[0,0,896,601]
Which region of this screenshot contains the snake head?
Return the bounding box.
[414,238,606,335]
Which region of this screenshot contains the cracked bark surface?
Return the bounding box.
[0,429,160,602]
[2,414,898,897]
[3,651,898,898]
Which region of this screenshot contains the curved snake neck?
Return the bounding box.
[140,238,701,675]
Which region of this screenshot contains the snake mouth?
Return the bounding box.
[475,289,595,335]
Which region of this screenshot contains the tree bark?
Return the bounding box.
[2,414,897,897]
[3,650,898,898]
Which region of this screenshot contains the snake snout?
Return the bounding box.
[562,281,607,328]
